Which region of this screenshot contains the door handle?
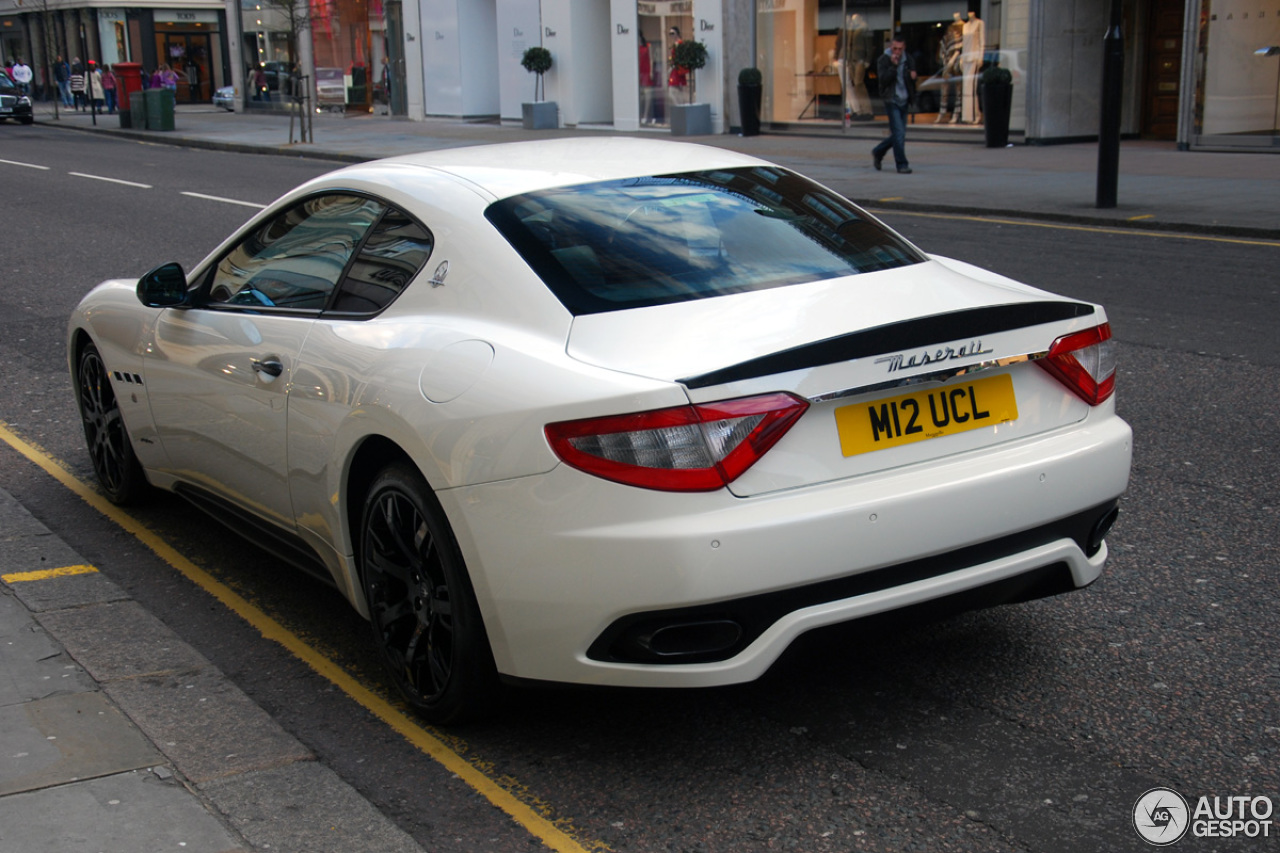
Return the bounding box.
[251,357,284,378]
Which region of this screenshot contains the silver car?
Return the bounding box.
[212,85,235,111]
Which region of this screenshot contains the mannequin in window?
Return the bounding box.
[836,13,873,121]
[961,10,985,123]
[935,12,964,123]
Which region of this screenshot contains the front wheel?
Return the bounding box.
[76,342,149,504]
[359,463,498,724]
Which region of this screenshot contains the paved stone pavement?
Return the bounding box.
[0,489,427,853]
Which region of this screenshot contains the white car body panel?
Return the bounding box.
[445,409,1130,685]
[286,317,687,583]
[66,138,1132,694]
[565,257,1052,384]
[147,306,313,527]
[378,137,768,199]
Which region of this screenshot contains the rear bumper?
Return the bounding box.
[587,499,1116,666]
[441,414,1132,687]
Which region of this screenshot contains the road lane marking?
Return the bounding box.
[1127,214,1154,221]
[0,158,51,170]
[181,191,267,209]
[69,172,153,189]
[0,420,597,853]
[867,208,1280,248]
[2,564,98,583]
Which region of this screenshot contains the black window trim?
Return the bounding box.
[190,188,435,320]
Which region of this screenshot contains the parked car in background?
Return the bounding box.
[0,73,34,124]
[315,67,345,112]
[213,85,235,111]
[261,60,292,94]
[67,138,1131,724]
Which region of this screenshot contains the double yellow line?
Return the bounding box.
[0,421,599,853]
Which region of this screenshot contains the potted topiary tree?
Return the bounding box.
[980,65,1013,147]
[521,45,557,130]
[737,67,762,136]
[669,39,710,136]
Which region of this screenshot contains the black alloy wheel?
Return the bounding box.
[77,342,148,504]
[360,463,498,724]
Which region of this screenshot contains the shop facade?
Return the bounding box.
[392,0,726,131]
[3,0,1275,150]
[1189,0,1280,150]
[375,0,1276,150]
[720,0,1276,150]
[0,0,230,103]
[232,0,397,114]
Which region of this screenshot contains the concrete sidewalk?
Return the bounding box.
[0,487,426,853]
[32,100,1280,239]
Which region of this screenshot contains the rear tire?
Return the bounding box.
[359,463,498,724]
[76,342,149,505]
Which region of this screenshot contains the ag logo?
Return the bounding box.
[1134,787,1190,846]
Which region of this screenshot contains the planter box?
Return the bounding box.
[670,103,712,136]
[982,83,1013,148]
[522,101,558,130]
[737,84,762,136]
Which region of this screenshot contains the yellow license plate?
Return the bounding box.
[835,373,1018,457]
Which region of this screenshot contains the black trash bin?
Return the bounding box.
[982,82,1012,147]
[980,67,1014,148]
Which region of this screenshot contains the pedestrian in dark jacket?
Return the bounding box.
[871,34,917,174]
[55,56,72,106]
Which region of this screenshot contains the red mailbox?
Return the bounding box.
[113,62,143,112]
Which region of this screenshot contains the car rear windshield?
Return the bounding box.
[484,165,926,315]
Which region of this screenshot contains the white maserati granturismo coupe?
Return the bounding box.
[68,138,1131,723]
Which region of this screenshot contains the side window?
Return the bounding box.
[207,194,386,311]
[329,208,435,314]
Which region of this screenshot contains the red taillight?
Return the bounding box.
[1037,323,1116,405]
[545,392,809,492]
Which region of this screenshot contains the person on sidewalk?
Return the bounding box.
[85,61,106,114]
[70,58,86,110]
[158,63,180,92]
[101,64,118,113]
[11,58,33,95]
[871,33,916,175]
[54,55,72,106]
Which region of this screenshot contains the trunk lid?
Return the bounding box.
[565,257,1107,497]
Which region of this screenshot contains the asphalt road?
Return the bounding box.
[2,125,1278,853]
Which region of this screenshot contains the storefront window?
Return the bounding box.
[310,0,374,113]
[154,12,221,103]
[637,1,693,127]
[1194,0,1280,147]
[241,0,294,104]
[758,0,890,125]
[96,10,128,66]
[756,2,1025,133]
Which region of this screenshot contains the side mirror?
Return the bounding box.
[137,262,189,308]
